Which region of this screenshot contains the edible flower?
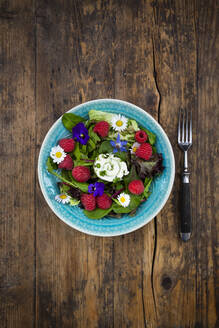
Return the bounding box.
[111,114,128,132]
[55,194,71,204]
[130,142,140,155]
[50,145,66,164]
[88,182,105,197]
[110,133,127,153]
[72,122,89,145]
[117,192,130,207]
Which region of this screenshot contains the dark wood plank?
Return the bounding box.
[152,0,218,327]
[113,2,159,327]
[0,15,35,328]
[35,2,116,327]
[35,1,158,327]
[0,0,34,17]
[0,0,216,327]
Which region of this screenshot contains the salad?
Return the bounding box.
[46,110,164,219]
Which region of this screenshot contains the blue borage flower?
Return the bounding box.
[72,122,89,145]
[88,182,105,197]
[110,133,127,153]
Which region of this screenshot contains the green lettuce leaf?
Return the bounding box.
[62,113,86,132]
[73,142,81,160]
[88,109,113,123]
[143,177,152,198]
[88,126,101,143]
[69,199,80,206]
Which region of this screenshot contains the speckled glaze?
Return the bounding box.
[38,99,175,236]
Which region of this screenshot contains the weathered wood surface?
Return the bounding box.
[0,0,218,327]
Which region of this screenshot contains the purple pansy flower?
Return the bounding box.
[72,122,89,145]
[110,133,127,153]
[88,182,105,197]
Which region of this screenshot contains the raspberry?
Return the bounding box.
[81,194,96,211]
[72,166,90,182]
[136,143,152,160]
[96,193,112,209]
[59,138,75,152]
[135,130,148,143]
[58,154,73,170]
[128,180,144,195]
[93,121,109,138]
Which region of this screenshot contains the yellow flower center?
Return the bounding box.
[55,151,62,158]
[120,196,126,203]
[133,147,137,152]
[116,120,123,127]
[60,195,67,199]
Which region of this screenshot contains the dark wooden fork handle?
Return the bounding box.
[180,176,192,241]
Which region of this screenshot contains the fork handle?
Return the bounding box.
[180,173,192,242]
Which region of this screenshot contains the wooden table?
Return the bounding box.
[0,1,218,327]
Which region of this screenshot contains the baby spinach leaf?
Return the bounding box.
[62,113,86,132]
[141,127,156,145]
[114,151,128,162]
[83,207,113,219]
[98,141,114,154]
[49,157,58,170]
[112,203,132,214]
[112,194,143,214]
[152,145,157,153]
[115,182,124,190]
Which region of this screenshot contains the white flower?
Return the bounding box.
[50,145,66,164]
[55,194,71,204]
[117,192,130,207]
[111,114,128,132]
[130,142,140,154]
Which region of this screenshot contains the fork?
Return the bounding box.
[178,108,192,242]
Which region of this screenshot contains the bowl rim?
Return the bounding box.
[38,98,175,236]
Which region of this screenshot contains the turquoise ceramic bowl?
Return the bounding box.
[38,99,175,236]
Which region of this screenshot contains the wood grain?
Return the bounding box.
[35,2,117,327]
[0,13,35,328]
[0,0,218,327]
[152,1,218,327]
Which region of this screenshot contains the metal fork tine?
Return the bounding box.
[182,108,185,142]
[178,108,181,143]
[185,109,188,142]
[189,110,192,143]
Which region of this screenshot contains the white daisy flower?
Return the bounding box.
[130,142,140,155]
[111,114,128,132]
[50,145,66,164]
[55,194,71,204]
[117,192,130,207]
